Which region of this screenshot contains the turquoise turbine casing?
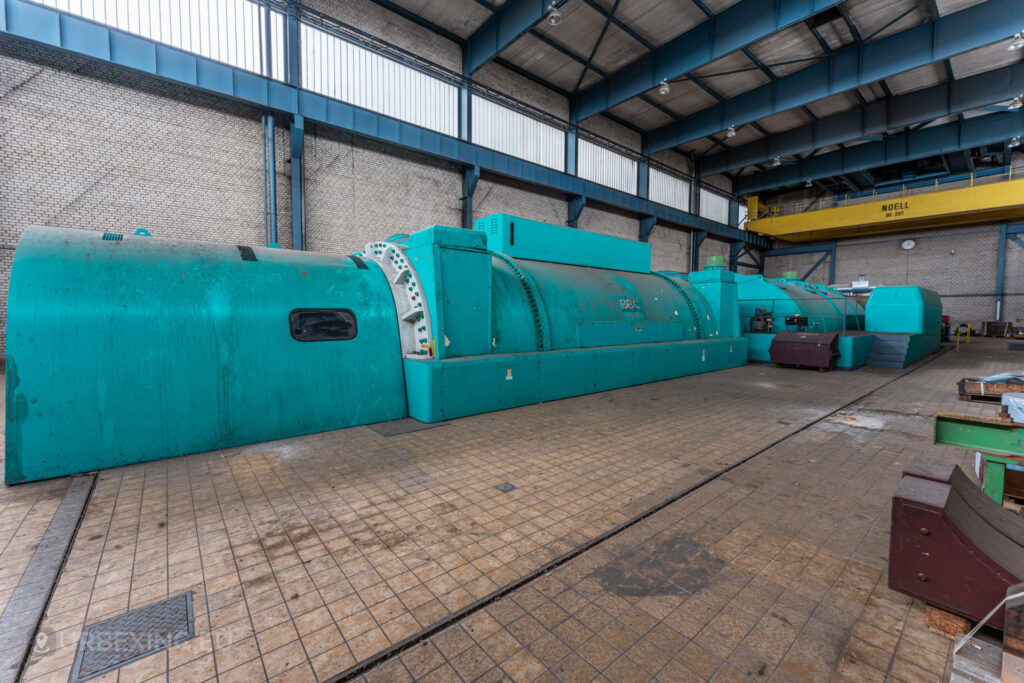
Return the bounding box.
[6,215,749,482]
[6,227,407,483]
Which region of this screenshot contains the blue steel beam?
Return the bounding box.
[572,0,843,123]
[647,0,1024,154]
[0,0,767,247]
[465,0,562,74]
[703,63,1024,175]
[737,111,1024,194]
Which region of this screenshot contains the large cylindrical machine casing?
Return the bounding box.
[6,227,407,483]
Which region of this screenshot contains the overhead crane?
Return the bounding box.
[746,174,1024,243]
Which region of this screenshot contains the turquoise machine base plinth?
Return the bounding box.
[743,333,774,362]
[744,332,874,368]
[404,337,748,422]
[836,334,875,369]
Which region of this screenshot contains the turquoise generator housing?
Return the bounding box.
[6,215,747,483]
[394,215,747,422]
[729,271,867,367]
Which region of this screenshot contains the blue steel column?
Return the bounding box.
[997,222,1008,321]
[462,166,480,230]
[637,156,649,200]
[266,113,278,244]
[290,115,304,250]
[728,199,739,227]
[287,14,304,250]
[568,195,586,229]
[829,241,837,285]
[690,229,706,272]
[639,216,655,243]
[729,241,742,272]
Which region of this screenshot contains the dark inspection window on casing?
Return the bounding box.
[289,309,358,341]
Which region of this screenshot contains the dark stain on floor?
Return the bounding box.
[588,532,725,597]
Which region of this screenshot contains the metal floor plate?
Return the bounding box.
[70,592,193,682]
[367,418,448,437]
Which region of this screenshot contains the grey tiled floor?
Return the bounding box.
[5,339,1011,681]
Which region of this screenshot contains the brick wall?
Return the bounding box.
[0,45,283,351]
[764,224,1009,329]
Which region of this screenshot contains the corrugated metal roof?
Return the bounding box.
[719,124,763,146]
[590,22,648,73]
[692,52,770,98]
[804,91,862,119]
[935,0,989,15]
[614,0,708,48]
[747,24,824,78]
[885,63,947,95]
[756,109,813,134]
[533,0,609,58]
[846,0,928,42]
[385,0,491,38]
[951,42,1024,80]
[606,98,675,130]
[500,33,585,92]
[700,0,744,14]
[657,79,719,116]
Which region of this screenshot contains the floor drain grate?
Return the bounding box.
[495,482,516,492]
[70,592,194,682]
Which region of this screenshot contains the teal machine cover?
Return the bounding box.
[730,272,868,367]
[7,216,748,482]
[6,228,407,483]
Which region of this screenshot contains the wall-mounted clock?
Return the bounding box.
[900,239,916,250]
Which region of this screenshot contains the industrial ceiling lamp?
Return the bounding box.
[805,179,813,187]
[658,79,670,96]
[1011,136,1022,149]
[546,2,562,26]
[1010,95,1023,110]
[1009,31,1024,50]
[772,156,782,167]
[726,125,736,138]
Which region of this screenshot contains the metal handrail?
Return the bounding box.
[762,165,1024,218]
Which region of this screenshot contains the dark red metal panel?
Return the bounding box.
[769,331,839,370]
[889,469,1024,631]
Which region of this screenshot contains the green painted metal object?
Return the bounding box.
[6,227,407,483]
[932,412,1024,503]
[932,413,1024,458]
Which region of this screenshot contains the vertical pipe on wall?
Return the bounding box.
[829,241,837,285]
[262,113,269,246]
[290,115,305,250]
[462,166,480,230]
[567,195,586,229]
[267,112,278,245]
[690,229,706,272]
[997,222,1008,321]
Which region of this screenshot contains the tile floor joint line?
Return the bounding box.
[0,474,97,683]
[327,349,953,682]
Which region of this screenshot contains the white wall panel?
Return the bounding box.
[700,188,730,224]
[300,23,458,137]
[578,138,636,194]
[471,95,565,171]
[39,0,285,77]
[648,167,689,212]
